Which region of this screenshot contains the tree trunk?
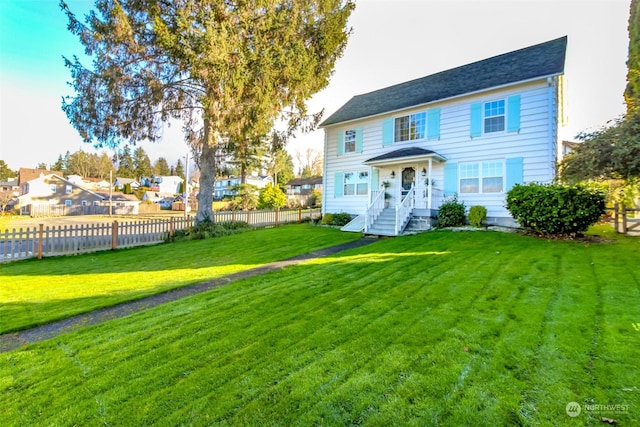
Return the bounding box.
[196,123,216,224]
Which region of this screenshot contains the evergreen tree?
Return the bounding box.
[626,0,640,116]
[52,154,66,172]
[153,157,171,176]
[175,159,185,180]
[0,160,17,180]
[133,147,152,180]
[117,146,135,178]
[61,0,354,224]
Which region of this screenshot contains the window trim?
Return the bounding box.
[344,129,356,153]
[483,99,505,134]
[458,160,505,194]
[343,170,369,197]
[394,111,427,142]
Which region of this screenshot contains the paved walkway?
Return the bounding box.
[0,237,377,353]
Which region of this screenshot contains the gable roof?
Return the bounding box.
[321,36,567,127]
[286,177,323,186]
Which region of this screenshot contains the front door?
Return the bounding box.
[401,167,415,198]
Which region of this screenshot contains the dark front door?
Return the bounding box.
[401,167,415,197]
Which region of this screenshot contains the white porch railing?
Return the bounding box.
[429,188,445,211]
[395,186,415,235]
[365,187,385,233]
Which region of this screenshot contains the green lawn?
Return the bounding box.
[0,224,360,333]
[1,226,639,425]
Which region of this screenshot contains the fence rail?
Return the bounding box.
[1,208,321,262]
[612,203,640,235]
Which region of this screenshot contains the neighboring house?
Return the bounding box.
[142,191,177,204]
[114,177,141,191]
[561,140,579,157]
[67,175,111,191]
[17,173,105,215]
[285,177,323,206]
[320,37,567,235]
[1,178,19,194]
[96,192,141,214]
[214,174,274,199]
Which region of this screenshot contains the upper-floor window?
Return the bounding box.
[50,183,57,193]
[395,112,426,142]
[65,185,72,194]
[344,129,356,153]
[484,100,505,133]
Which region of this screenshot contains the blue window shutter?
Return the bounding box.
[337,131,344,156]
[470,103,482,137]
[507,95,521,133]
[355,127,364,153]
[382,118,394,146]
[443,163,458,196]
[506,157,524,190]
[427,108,440,140]
[371,168,379,190]
[334,172,344,198]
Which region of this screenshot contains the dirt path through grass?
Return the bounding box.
[0,237,376,353]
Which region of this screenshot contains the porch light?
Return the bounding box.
[390,171,395,179]
[421,168,427,177]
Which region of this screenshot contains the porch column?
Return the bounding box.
[427,157,433,210]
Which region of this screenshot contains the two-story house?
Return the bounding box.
[321,37,567,235]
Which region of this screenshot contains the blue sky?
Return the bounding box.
[0,0,632,172]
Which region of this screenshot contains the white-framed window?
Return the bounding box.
[81,200,88,206]
[394,112,426,142]
[93,201,100,206]
[484,100,505,133]
[344,171,369,196]
[50,183,57,193]
[344,129,356,153]
[482,161,504,193]
[65,184,72,194]
[64,200,72,206]
[459,161,504,194]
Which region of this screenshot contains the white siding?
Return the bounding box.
[323,80,559,218]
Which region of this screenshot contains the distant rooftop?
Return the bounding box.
[321,36,567,126]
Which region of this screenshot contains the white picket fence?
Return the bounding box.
[0,208,321,262]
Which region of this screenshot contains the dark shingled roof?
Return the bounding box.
[364,147,444,164]
[321,36,567,127]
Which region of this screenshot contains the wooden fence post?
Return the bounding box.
[614,203,619,233]
[622,204,628,235]
[275,208,279,227]
[298,206,302,223]
[169,217,174,241]
[37,224,43,260]
[112,220,118,250]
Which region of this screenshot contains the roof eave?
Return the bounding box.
[363,152,447,167]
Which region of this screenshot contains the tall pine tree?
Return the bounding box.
[625,0,640,116]
[61,0,353,223]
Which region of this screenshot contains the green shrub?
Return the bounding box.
[468,205,488,227]
[171,220,251,242]
[437,195,466,227]
[506,182,605,235]
[321,213,333,225]
[321,212,352,226]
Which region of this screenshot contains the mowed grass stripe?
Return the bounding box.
[1,227,639,426]
[0,224,360,333]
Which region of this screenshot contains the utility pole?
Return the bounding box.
[184,150,189,220]
[109,170,113,217]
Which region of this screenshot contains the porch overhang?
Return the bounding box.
[363,147,446,167]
